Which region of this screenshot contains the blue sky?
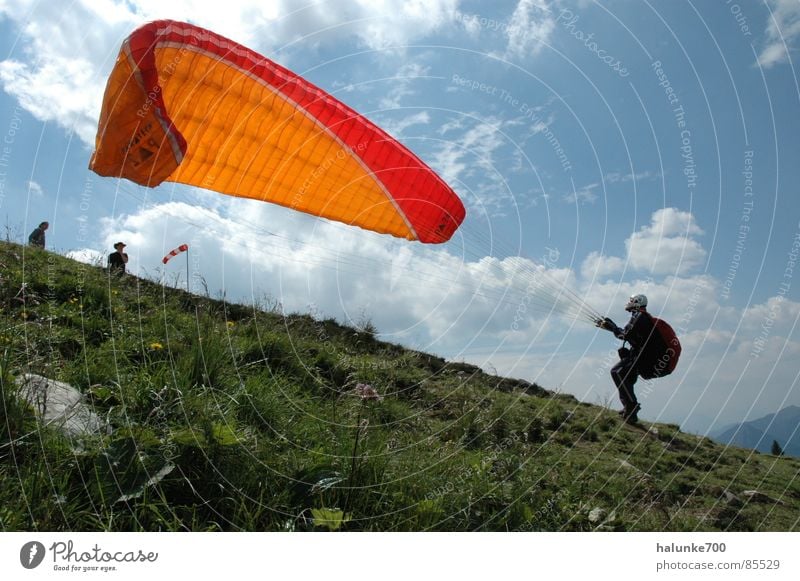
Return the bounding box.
[1,0,799,434]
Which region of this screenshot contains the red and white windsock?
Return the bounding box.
[162,244,189,264]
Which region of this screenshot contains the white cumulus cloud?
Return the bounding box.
[93,196,579,352]
[581,250,624,280]
[0,0,466,145]
[757,0,800,68]
[502,0,556,60]
[26,180,43,197]
[578,208,707,281]
[625,208,706,275]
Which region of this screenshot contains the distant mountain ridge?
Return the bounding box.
[712,406,800,457]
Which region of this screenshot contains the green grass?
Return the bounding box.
[1,240,799,531]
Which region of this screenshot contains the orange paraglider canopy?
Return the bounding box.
[89,20,464,243]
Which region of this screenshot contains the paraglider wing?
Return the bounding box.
[89,20,465,243]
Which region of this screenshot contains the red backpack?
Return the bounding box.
[640,317,681,379]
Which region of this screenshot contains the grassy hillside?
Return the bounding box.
[1,240,798,531]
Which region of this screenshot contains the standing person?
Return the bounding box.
[596,294,660,424]
[108,242,128,275]
[28,221,48,248]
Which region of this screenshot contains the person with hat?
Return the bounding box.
[108,242,129,275]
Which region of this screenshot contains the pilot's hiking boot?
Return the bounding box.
[623,403,641,424]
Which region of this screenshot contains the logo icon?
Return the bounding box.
[20,541,46,569]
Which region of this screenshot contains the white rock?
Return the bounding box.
[722,489,740,504]
[742,490,783,504]
[588,507,607,523]
[15,373,108,437]
[618,458,653,480]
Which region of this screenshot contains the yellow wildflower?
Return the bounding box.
[149,342,164,350]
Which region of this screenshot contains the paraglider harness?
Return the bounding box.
[613,317,681,380]
[640,316,681,379]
